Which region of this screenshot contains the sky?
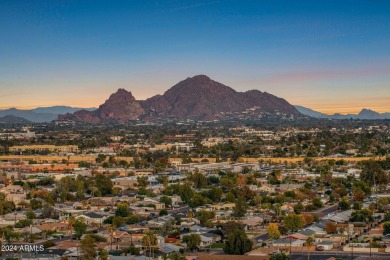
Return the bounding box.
[0,0,390,114]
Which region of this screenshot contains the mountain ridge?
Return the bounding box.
[0,106,96,122]
[295,106,390,120]
[59,75,302,123]
[0,115,31,124]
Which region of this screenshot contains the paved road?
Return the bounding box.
[253,232,269,244]
[291,251,390,260]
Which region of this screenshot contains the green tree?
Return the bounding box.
[74,218,87,239]
[196,210,215,226]
[384,212,390,222]
[349,209,374,223]
[76,179,86,200]
[188,193,207,208]
[112,216,125,228]
[80,236,97,260]
[312,198,323,209]
[160,196,172,208]
[115,203,129,217]
[159,220,174,237]
[294,202,304,214]
[191,171,207,189]
[270,253,290,260]
[283,214,305,232]
[233,196,248,217]
[95,174,113,195]
[25,209,36,219]
[384,222,390,235]
[208,187,223,202]
[159,209,168,216]
[338,197,351,210]
[0,193,15,214]
[136,177,148,188]
[360,159,389,186]
[30,199,43,209]
[284,190,296,199]
[223,228,253,255]
[178,183,194,204]
[98,249,109,260]
[226,192,235,202]
[15,219,33,228]
[183,234,201,251]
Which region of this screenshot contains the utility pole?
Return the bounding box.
[369,241,372,258]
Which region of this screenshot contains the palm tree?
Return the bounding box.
[306,236,315,260]
[141,234,151,260]
[68,216,76,241]
[149,232,158,259]
[142,232,158,259]
[108,225,115,251]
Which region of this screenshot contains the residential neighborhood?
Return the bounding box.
[0,122,389,260]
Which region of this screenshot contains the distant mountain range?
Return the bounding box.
[0,106,95,123]
[1,76,388,123]
[295,106,390,120]
[59,75,302,123]
[0,115,31,124]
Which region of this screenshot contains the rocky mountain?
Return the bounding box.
[142,75,300,120]
[59,75,302,123]
[60,89,144,123]
[0,106,95,122]
[0,115,31,124]
[295,106,390,120]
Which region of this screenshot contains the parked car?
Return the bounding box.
[316,246,324,251]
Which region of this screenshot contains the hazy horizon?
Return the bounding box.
[1,1,389,114]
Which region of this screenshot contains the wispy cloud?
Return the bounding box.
[170,1,219,11]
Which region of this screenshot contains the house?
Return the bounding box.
[241,217,263,229]
[316,241,335,250]
[199,233,222,247]
[2,212,27,222]
[271,238,305,247]
[143,198,165,210]
[36,222,69,233]
[322,210,353,223]
[73,202,83,209]
[189,225,210,233]
[0,184,24,193]
[286,233,308,241]
[280,204,294,214]
[6,192,26,204]
[306,225,327,236]
[258,184,275,193]
[158,244,184,254]
[78,212,106,225]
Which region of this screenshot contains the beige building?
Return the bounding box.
[9,145,79,153]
